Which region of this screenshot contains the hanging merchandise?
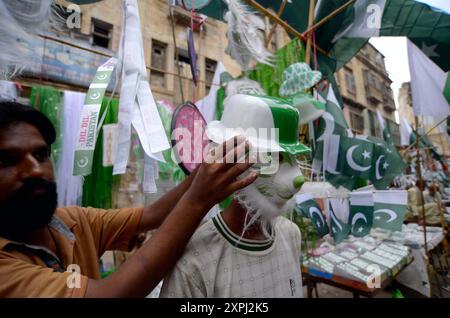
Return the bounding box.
[29,85,63,168]
[349,191,374,238]
[114,0,170,195]
[373,190,408,232]
[0,0,61,78]
[73,57,118,176]
[329,197,351,244]
[279,62,325,124]
[83,98,120,209]
[0,80,18,101]
[196,62,226,123]
[57,91,85,207]
[224,0,273,72]
[295,193,329,237]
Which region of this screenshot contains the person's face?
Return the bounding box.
[0,122,56,239]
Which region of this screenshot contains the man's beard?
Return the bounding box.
[0,178,57,241]
[233,182,295,240]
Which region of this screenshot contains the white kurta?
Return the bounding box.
[160,213,303,298]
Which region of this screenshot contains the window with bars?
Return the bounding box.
[345,70,356,95]
[205,58,217,95]
[150,40,167,88]
[91,18,112,49]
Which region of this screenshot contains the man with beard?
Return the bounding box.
[0,101,257,297]
[160,94,309,298]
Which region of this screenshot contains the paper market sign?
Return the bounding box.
[73,58,117,176]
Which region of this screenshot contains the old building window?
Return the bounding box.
[205,58,217,95]
[150,40,167,88]
[345,69,356,95]
[350,111,364,134]
[91,18,112,49]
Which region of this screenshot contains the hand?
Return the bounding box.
[184,136,257,210]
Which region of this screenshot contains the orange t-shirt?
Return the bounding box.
[0,206,143,297]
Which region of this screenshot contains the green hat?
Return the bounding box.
[206,94,310,156]
[279,62,322,96]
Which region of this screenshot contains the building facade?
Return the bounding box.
[335,43,400,146]
[17,0,289,106]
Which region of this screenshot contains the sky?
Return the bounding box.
[368,0,450,123]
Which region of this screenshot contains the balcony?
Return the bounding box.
[383,97,396,112]
[366,85,383,104]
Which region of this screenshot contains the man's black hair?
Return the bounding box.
[0,101,56,145]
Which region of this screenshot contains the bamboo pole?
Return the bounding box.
[305,0,316,65]
[415,116,429,258]
[302,0,356,37]
[265,0,287,48]
[401,117,447,154]
[243,0,329,56]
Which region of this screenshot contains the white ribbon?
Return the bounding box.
[113,0,170,192]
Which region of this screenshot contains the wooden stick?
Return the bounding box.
[243,0,329,56]
[415,116,429,258]
[401,117,447,154]
[265,0,287,48]
[305,0,316,65]
[302,0,356,37]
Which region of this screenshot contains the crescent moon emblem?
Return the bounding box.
[97,73,108,80]
[90,91,101,100]
[309,207,324,227]
[375,155,385,180]
[351,212,368,226]
[374,209,397,223]
[346,145,371,172]
[77,156,89,168]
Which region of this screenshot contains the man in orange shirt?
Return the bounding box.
[0,101,257,297]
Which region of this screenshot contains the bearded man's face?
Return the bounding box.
[0,122,57,240]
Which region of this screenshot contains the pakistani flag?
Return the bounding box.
[315,0,450,73]
[334,135,375,180]
[349,191,374,237]
[314,82,350,142]
[400,118,415,147]
[373,190,408,231]
[407,39,450,118]
[295,193,329,237]
[329,198,351,244]
[376,110,393,145]
[368,136,406,189]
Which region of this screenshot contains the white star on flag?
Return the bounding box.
[375,216,381,220]
[358,227,364,233]
[383,162,389,169]
[362,150,371,159]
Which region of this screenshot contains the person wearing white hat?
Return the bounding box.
[160,94,310,298]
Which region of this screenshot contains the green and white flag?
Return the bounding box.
[373,190,408,231]
[73,57,117,176]
[329,198,351,244]
[368,136,406,189]
[295,193,329,237]
[407,39,450,117]
[349,191,374,237]
[335,135,375,180]
[376,109,393,145]
[400,117,414,147]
